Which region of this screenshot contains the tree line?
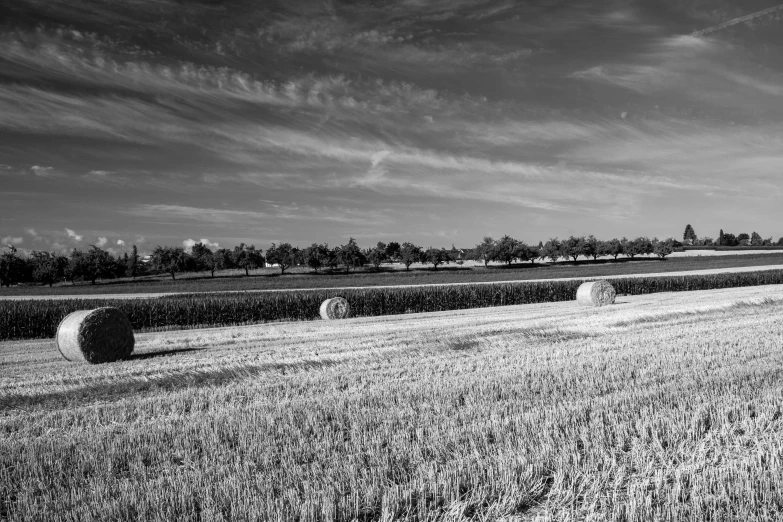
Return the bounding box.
[682,224,782,247]
[0,234,695,287]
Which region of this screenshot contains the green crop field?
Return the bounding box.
[4,268,783,341]
[3,285,783,520]
[3,253,783,297]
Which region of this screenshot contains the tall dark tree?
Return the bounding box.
[118,252,130,278]
[718,229,725,246]
[683,224,697,244]
[128,245,143,280]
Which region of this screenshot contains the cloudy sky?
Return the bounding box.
[2,0,783,253]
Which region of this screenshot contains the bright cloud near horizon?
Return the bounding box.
[1,0,783,253]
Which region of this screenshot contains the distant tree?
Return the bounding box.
[30,251,67,287]
[69,246,116,284]
[399,242,422,271]
[128,245,144,280]
[232,244,264,276]
[751,231,763,246]
[423,247,450,270]
[65,249,86,284]
[213,248,233,274]
[721,232,737,247]
[472,237,495,267]
[561,236,585,262]
[201,250,222,278]
[603,238,624,260]
[191,243,228,277]
[366,242,388,270]
[653,238,675,259]
[763,237,773,246]
[334,238,365,273]
[191,242,213,270]
[540,238,562,263]
[581,235,601,260]
[384,242,401,262]
[718,229,725,246]
[626,237,653,258]
[302,243,331,273]
[620,237,634,258]
[517,242,538,264]
[492,235,522,265]
[737,233,750,245]
[0,245,25,287]
[266,243,299,274]
[777,237,783,246]
[150,246,191,280]
[683,224,697,245]
[700,237,714,246]
[116,252,130,278]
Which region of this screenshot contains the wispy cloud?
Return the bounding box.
[2,236,23,246]
[1,0,782,245]
[30,165,62,178]
[65,228,83,242]
[126,203,389,226]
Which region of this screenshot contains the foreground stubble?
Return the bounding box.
[2,285,783,521]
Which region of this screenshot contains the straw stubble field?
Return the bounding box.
[2,285,783,521]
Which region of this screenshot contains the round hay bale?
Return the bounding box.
[576,280,616,307]
[56,307,135,363]
[320,297,350,320]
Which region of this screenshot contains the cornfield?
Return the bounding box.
[3,269,783,341]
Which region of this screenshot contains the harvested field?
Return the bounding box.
[3,284,783,520]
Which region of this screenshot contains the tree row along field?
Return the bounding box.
[4,227,783,292]
[3,286,783,520]
[4,252,783,297]
[5,269,783,341]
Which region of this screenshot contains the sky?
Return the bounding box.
[1,0,783,254]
